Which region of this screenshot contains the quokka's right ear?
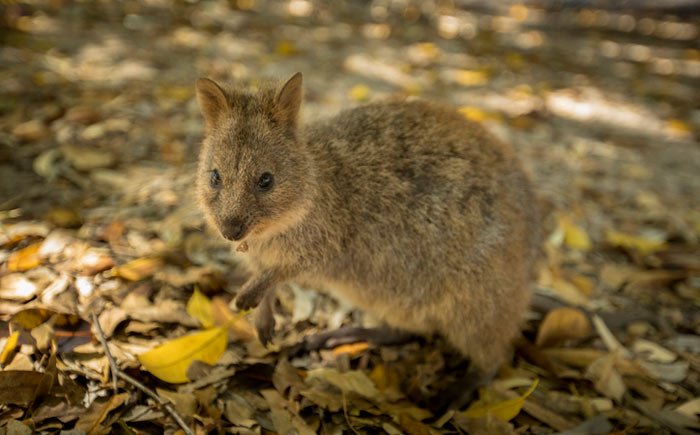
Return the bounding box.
[195,78,229,130]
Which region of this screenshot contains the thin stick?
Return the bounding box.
[91,312,118,391]
[91,312,194,435]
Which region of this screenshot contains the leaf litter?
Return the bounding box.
[1,0,699,433]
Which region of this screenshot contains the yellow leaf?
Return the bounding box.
[332,341,369,357]
[348,84,370,102]
[275,40,296,56]
[111,257,164,281]
[7,243,42,272]
[559,216,591,251]
[536,307,591,347]
[454,69,490,86]
[0,331,20,365]
[463,378,538,422]
[605,230,667,255]
[138,327,227,383]
[186,287,215,328]
[458,107,499,123]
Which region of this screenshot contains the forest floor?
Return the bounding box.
[1,1,699,434]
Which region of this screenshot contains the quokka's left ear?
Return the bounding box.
[274,72,303,126]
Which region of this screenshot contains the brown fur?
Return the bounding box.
[195,73,541,371]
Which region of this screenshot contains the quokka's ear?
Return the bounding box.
[274,72,303,126]
[195,78,229,130]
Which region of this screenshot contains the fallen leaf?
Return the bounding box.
[638,360,689,383]
[0,371,52,405]
[61,144,116,171]
[138,326,228,383]
[157,388,198,416]
[0,331,20,364]
[399,412,440,435]
[186,287,215,328]
[675,397,700,421]
[585,353,626,401]
[75,392,129,434]
[3,420,33,435]
[536,307,591,347]
[633,339,677,363]
[7,243,42,272]
[462,378,539,422]
[332,341,370,357]
[559,216,591,251]
[454,69,490,86]
[212,297,256,341]
[261,389,315,435]
[349,84,370,101]
[111,257,164,281]
[306,368,382,401]
[0,274,39,301]
[605,230,667,255]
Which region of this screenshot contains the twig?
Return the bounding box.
[90,312,194,435]
[91,312,118,391]
[342,392,360,435]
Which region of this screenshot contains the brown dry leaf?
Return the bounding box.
[138,326,228,383]
[4,420,33,435]
[157,388,198,416]
[0,371,52,405]
[536,307,591,347]
[0,274,39,301]
[0,331,20,364]
[399,412,440,435]
[305,368,382,401]
[633,339,677,363]
[452,413,517,435]
[75,392,129,434]
[261,388,315,435]
[585,353,626,402]
[212,297,256,341]
[61,144,116,171]
[111,257,164,281]
[272,358,307,397]
[675,397,700,421]
[7,243,42,272]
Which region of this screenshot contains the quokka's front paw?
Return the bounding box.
[255,309,276,346]
[235,286,264,310]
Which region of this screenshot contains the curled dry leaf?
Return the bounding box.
[7,243,42,272]
[305,368,382,401]
[462,378,539,422]
[585,353,626,402]
[138,326,227,383]
[536,307,591,347]
[111,257,164,281]
[0,274,39,301]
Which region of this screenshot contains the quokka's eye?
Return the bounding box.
[210,169,221,188]
[257,172,274,191]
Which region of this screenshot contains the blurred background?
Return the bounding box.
[1,1,700,433]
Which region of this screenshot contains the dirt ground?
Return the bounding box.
[1,1,699,434]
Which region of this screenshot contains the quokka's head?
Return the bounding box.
[194,73,314,243]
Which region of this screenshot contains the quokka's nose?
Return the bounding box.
[222,218,247,241]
